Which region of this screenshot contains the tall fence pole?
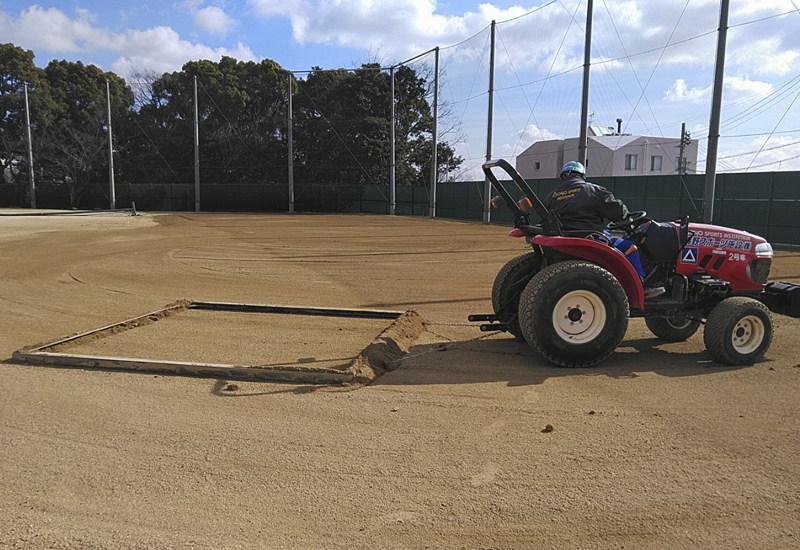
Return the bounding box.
[23,83,36,209]
[703,0,730,223]
[193,75,200,212]
[390,66,396,215]
[578,0,593,166]
[106,80,116,210]
[429,47,440,218]
[483,20,496,224]
[288,71,295,214]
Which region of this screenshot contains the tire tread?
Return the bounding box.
[519,260,629,368]
[703,297,773,365]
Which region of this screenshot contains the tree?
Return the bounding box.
[37,60,133,207]
[292,63,461,187]
[0,44,54,202]
[126,57,289,187]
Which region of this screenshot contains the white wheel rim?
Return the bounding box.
[731,315,765,355]
[552,290,607,344]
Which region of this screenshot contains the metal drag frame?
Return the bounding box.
[12,301,410,384]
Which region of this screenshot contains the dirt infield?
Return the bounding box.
[1,211,799,549]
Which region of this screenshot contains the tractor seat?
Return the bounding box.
[639,222,681,263]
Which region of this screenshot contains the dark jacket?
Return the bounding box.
[543,175,629,233]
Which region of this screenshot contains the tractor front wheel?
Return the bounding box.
[645,315,701,342]
[518,260,629,367]
[704,297,773,365]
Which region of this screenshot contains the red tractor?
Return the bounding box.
[471,159,800,367]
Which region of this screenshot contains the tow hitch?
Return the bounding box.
[468,313,509,332]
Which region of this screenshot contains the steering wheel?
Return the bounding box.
[606,210,650,232]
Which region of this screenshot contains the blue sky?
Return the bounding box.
[2,0,800,178]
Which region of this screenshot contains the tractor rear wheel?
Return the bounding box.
[518,260,629,367]
[492,252,540,340]
[703,297,773,365]
[645,315,701,342]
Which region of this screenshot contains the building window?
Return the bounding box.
[625,154,638,171]
[650,155,662,172]
[535,161,540,170]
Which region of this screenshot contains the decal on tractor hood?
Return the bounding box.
[689,229,753,251]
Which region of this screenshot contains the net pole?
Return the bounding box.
[483,21,496,224]
[578,0,593,166]
[193,76,200,212]
[24,83,36,209]
[106,80,116,210]
[288,71,295,214]
[390,66,396,215]
[429,47,440,218]
[703,0,730,223]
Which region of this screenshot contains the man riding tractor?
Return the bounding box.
[546,160,664,300]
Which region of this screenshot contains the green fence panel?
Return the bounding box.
[717,198,770,238]
[772,172,800,200]
[396,186,414,202]
[769,200,800,228]
[610,176,645,201]
[6,170,800,245]
[720,173,772,200]
[768,226,800,245]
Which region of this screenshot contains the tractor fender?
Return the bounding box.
[533,235,645,310]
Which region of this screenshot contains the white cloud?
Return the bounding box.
[731,0,800,17]
[111,31,256,78]
[664,76,774,104]
[1,6,113,53]
[194,6,237,37]
[716,135,800,172]
[522,124,563,143]
[0,5,254,79]
[182,0,206,12]
[243,0,799,78]
[247,0,539,62]
[729,36,800,77]
[664,79,709,103]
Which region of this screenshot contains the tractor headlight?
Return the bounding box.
[755,242,773,258]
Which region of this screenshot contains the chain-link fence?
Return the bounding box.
[3,2,800,242]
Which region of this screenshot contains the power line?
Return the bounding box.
[499,0,582,160]
[744,89,800,172]
[718,137,800,161]
[728,8,800,28]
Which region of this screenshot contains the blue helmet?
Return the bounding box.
[560,160,586,179]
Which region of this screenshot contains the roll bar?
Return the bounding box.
[482,159,563,236]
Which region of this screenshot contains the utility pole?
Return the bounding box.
[483,20,496,224]
[678,122,689,175]
[578,0,594,165]
[24,83,36,209]
[106,80,116,210]
[703,0,730,223]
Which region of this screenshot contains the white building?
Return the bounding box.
[516,125,699,179]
